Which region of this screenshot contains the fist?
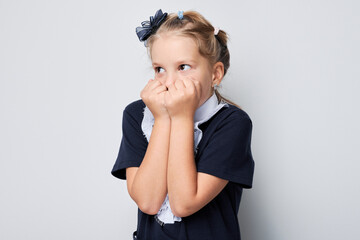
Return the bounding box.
[140,79,168,119]
[164,78,201,119]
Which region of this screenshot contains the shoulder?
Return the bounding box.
[122,99,146,121]
[198,104,253,145]
[123,99,145,115]
[214,104,253,129]
[224,104,252,119]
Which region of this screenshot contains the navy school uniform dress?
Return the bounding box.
[111,99,255,240]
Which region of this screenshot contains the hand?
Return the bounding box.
[140,79,169,120]
[164,78,201,120]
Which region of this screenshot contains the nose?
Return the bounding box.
[164,73,176,88]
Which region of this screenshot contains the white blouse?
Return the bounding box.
[141,93,228,224]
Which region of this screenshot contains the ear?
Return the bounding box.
[212,62,224,87]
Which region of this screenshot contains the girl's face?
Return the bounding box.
[151,32,215,107]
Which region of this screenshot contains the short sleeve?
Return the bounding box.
[196,112,255,188]
[111,101,148,180]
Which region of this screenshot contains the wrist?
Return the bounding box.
[154,115,171,124]
[170,115,194,126]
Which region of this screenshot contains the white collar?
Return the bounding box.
[194,93,221,122]
[193,93,228,132]
[192,93,228,151]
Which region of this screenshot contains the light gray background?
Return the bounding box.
[1,0,359,239]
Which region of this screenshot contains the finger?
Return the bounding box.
[167,82,176,93]
[143,79,153,89]
[182,79,198,95]
[193,80,201,96]
[141,79,153,96]
[154,84,167,94]
[148,80,162,91]
[182,78,193,89]
[146,79,155,86]
[175,79,186,90]
[144,79,154,89]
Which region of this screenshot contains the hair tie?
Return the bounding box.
[178,10,184,20]
[214,27,220,35]
[135,9,168,46]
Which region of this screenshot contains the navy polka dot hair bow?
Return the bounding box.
[136,9,168,45]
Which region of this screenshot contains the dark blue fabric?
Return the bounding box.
[111,100,147,180]
[111,99,255,240]
[135,9,168,43]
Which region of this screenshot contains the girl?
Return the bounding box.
[111,9,254,240]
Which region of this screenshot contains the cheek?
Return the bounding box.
[196,81,212,104]
[198,74,213,90]
[200,77,214,98]
[185,71,212,93]
[154,74,166,84]
[181,70,193,79]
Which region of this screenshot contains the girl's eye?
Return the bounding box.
[179,64,191,71]
[155,67,165,73]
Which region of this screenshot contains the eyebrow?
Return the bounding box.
[152,62,161,67]
[152,59,197,67]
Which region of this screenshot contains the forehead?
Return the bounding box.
[150,32,202,63]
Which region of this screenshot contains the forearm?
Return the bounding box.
[167,117,198,215]
[130,117,170,214]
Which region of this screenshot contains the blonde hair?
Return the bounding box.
[146,10,240,108]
